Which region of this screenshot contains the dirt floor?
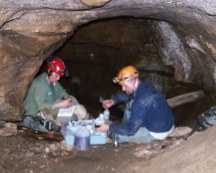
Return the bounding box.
[0,126,199,173]
[0,83,210,173]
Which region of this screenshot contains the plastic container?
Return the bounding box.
[74,127,90,151]
[64,122,75,147]
[90,131,107,145]
[63,120,107,146]
[103,109,110,122]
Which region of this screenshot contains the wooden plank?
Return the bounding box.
[167,90,205,108]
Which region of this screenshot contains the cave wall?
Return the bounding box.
[56,19,153,96]
[0,0,216,120]
[56,18,175,101]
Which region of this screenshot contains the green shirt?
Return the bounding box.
[23,72,69,117]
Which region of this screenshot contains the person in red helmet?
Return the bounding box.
[22,57,80,132]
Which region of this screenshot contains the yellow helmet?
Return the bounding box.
[113,66,139,85]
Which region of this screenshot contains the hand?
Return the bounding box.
[102,99,114,109]
[51,98,73,110]
[61,98,73,107]
[96,123,110,132]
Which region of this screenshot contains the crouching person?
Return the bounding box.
[97,66,175,143]
[22,56,86,132]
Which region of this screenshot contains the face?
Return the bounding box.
[48,72,61,83]
[121,78,136,95]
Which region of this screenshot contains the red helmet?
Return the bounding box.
[47,57,65,76]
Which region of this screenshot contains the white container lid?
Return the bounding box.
[75,127,90,137]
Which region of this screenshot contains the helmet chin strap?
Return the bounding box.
[125,78,139,91]
[134,77,139,90]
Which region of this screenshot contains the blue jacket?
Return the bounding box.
[109,82,175,135]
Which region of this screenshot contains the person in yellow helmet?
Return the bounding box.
[97,66,175,143]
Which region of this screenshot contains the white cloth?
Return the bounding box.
[56,104,88,124]
[149,125,174,140]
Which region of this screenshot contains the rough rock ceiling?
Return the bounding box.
[0,1,216,173]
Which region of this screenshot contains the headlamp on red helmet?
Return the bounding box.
[47,57,65,76]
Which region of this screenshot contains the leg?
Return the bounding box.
[22,116,47,132]
[117,127,157,143]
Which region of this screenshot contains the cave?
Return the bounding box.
[52,17,209,127]
[1,0,216,172]
[56,18,170,119]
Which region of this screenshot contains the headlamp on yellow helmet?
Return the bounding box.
[113,66,139,85]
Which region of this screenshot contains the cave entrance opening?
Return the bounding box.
[41,17,210,128]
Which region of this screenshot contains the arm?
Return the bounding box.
[51,98,73,110]
[52,82,79,109]
[111,91,129,105]
[32,81,72,111]
[110,97,149,135]
[97,98,148,134]
[31,82,54,110]
[102,91,130,109]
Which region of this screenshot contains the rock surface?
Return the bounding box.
[0,0,215,120]
[0,2,215,172]
[80,0,111,7]
[0,122,17,136]
[132,126,216,173]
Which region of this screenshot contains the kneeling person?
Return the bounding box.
[97,66,175,143]
[22,57,87,132]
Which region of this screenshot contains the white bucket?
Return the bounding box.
[74,127,90,151]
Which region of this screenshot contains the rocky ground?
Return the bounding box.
[0,82,208,173]
[0,124,201,173]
